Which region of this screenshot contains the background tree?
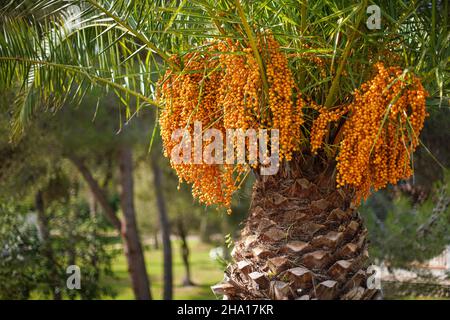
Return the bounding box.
[51,100,154,300]
[0,89,154,299]
[0,179,116,300]
[0,0,448,300]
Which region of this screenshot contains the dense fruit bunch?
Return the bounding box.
[158,45,234,210]
[159,36,304,211]
[263,36,304,161]
[317,63,427,201]
[160,33,427,210]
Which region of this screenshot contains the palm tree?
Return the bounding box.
[0,0,448,300]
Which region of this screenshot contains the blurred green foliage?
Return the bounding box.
[0,199,117,299]
[0,203,43,299]
[362,171,450,270]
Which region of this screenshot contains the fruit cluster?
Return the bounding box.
[335,62,428,201]
[158,36,304,211]
[263,35,304,161]
[158,45,237,210]
[160,34,427,210]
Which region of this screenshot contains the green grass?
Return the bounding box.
[104,239,224,300]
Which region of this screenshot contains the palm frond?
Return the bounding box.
[0,0,447,140]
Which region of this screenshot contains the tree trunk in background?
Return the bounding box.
[69,155,122,230]
[35,191,62,300]
[153,232,160,250]
[69,153,152,300]
[150,154,173,300]
[177,219,194,286]
[213,157,381,300]
[88,192,100,289]
[118,145,152,300]
[199,214,212,243]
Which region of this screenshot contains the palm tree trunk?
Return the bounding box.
[214,157,381,300]
[35,191,62,300]
[118,145,152,300]
[150,154,173,300]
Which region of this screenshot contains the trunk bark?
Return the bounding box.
[118,145,152,300]
[213,157,381,300]
[177,219,194,286]
[35,191,62,300]
[150,154,173,300]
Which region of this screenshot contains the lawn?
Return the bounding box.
[104,239,224,300]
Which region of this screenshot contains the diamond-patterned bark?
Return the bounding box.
[212,160,382,300]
